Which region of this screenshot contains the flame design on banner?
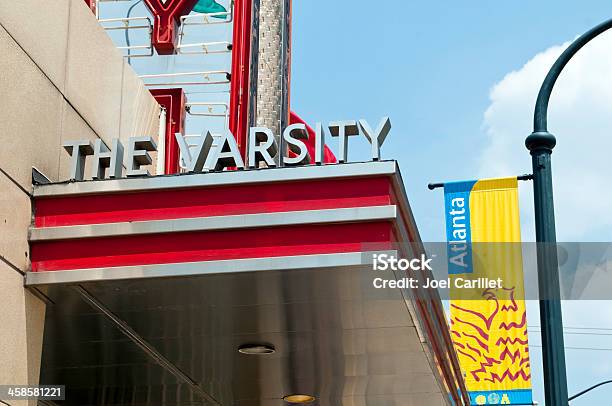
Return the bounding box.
[444,178,533,405]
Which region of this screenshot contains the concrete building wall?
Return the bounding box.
[0,0,160,402]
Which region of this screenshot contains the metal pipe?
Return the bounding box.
[98,16,151,23]
[180,10,234,25]
[156,107,167,175]
[427,174,533,190]
[140,70,229,78]
[124,0,144,63]
[176,41,232,55]
[185,102,229,119]
[140,70,231,87]
[534,17,612,132]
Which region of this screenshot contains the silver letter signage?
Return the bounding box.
[329,120,359,163]
[282,123,309,166]
[91,139,124,180]
[204,131,245,171]
[126,136,157,177]
[248,127,278,168]
[358,117,391,161]
[63,117,392,180]
[63,140,94,181]
[176,131,215,173]
[314,122,326,165]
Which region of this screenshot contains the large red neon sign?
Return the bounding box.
[142,0,200,54]
[228,0,252,159]
[141,0,251,173]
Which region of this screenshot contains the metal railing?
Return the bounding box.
[186,101,229,120]
[97,16,153,57]
[177,40,232,55]
[95,0,132,20]
[176,3,233,54]
[139,71,230,87]
[180,9,234,27]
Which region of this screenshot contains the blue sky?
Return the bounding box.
[291,1,612,405]
[291,0,612,242]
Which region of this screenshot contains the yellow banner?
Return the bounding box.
[444,177,532,405]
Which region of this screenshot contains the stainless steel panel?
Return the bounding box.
[30,206,397,241]
[26,252,397,286]
[32,161,399,197]
[39,264,447,405]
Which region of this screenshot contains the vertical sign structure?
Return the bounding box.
[255,0,291,163]
[443,178,532,405]
[280,0,291,133]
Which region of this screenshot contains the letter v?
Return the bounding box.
[175,131,214,173]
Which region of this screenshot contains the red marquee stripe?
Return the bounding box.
[34,177,392,228]
[31,221,393,272]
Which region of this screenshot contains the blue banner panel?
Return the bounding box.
[443,180,476,274]
[469,389,533,405]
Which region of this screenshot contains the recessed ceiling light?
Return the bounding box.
[237,344,275,355]
[283,394,315,404]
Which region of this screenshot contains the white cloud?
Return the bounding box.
[480,32,612,241]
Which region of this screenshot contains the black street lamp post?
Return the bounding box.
[526,17,612,406]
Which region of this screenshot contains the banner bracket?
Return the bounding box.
[427,173,533,190]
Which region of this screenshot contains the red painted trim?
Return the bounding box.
[34,177,392,227]
[229,0,252,158]
[142,0,200,54]
[150,88,186,174]
[31,222,393,272]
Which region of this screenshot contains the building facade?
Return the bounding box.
[0,1,469,405]
[0,1,159,403]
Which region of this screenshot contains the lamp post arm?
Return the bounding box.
[569,379,612,402]
[534,17,612,133]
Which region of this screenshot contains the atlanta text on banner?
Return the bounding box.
[443,178,532,405]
